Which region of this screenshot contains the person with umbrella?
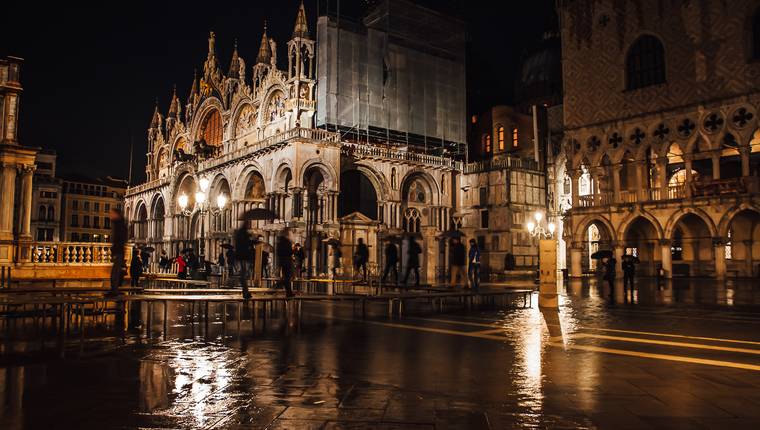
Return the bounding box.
[449,236,467,288]
[381,239,399,285]
[622,253,637,297]
[234,222,254,299]
[467,238,481,290]
[354,238,369,282]
[276,231,294,297]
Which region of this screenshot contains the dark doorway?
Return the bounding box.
[339,170,378,219]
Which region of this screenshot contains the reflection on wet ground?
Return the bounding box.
[3,277,760,429]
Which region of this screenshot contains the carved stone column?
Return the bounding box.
[611,165,622,204]
[569,240,584,278]
[0,163,17,241]
[711,155,721,180]
[17,164,35,239]
[740,147,751,177]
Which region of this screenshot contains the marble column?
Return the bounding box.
[571,170,580,208]
[684,156,693,198]
[0,163,17,241]
[18,164,35,239]
[657,159,668,196]
[711,155,721,180]
[569,241,583,278]
[713,237,726,280]
[660,239,672,279]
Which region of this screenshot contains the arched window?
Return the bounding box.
[626,35,666,90]
[403,208,421,233]
[201,110,223,146]
[753,9,760,59]
[497,126,505,151]
[511,127,519,148]
[38,205,46,221]
[482,134,491,153]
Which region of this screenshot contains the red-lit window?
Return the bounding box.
[512,128,519,148]
[497,126,505,151]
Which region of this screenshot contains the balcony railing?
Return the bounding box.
[27,242,124,265]
[342,143,461,169]
[463,156,539,173]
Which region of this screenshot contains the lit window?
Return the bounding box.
[201,110,223,146]
[512,128,519,148]
[483,134,491,153]
[497,126,505,151]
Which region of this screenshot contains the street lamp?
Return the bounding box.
[526,211,555,239]
[177,176,227,258]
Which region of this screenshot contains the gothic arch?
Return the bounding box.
[400,169,440,205]
[617,209,663,242]
[572,214,615,243]
[132,198,149,222]
[347,162,391,199]
[234,163,268,201]
[229,99,258,139]
[272,161,295,192]
[191,97,225,142]
[718,203,760,237]
[664,207,718,239]
[149,192,167,219]
[298,159,336,190]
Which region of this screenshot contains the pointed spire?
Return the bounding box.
[150,99,161,128]
[256,22,272,65]
[168,85,179,118]
[292,1,310,39]
[228,39,240,77]
[188,69,198,101]
[207,31,216,59]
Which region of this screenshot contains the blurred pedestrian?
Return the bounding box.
[603,256,617,292]
[293,243,305,278]
[449,237,466,288]
[158,250,170,273]
[109,208,127,295]
[354,238,369,282]
[217,251,226,274]
[140,247,150,272]
[176,251,187,279]
[234,223,253,299]
[130,246,143,288]
[467,239,480,290]
[225,246,235,276]
[402,235,422,287]
[331,243,342,279]
[381,241,399,284]
[622,255,636,293]
[277,232,294,297]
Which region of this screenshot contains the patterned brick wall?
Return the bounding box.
[561,0,760,130]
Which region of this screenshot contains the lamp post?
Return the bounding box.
[177,176,227,259]
[526,211,559,308]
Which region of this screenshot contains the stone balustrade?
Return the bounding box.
[342,143,461,169]
[27,242,123,265]
[463,156,539,173]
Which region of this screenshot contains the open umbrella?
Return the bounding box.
[240,208,276,221]
[590,250,613,260]
[220,243,234,250]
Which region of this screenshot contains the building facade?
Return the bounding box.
[31,149,62,242]
[557,0,760,279]
[60,176,127,242]
[125,2,461,281]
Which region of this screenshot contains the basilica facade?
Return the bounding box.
[124,3,459,281]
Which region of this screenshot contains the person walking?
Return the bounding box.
[331,243,342,279]
[187,250,199,279]
[449,237,467,288]
[176,251,187,279]
[293,243,305,278]
[234,223,254,299]
[603,256,617,293]
[225,246,236,276]
[130,246,143,288]
[140,247,151,272]
[381,241,399,285]
[217,251,226,275]
[622,255,635,296]
[109,208,127,295]
[277,232,295,297]
[158,250,170,273]
[467,239,481,291]
[354,238,369,282]
[402,236,422,287]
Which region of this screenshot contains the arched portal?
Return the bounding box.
[580,219,613,273]
[725,209,760,276]
[339,170,378,220]
[669,213,714,276]
[622,216,661,276]
[152,196,165,240]
[135,204,148,241]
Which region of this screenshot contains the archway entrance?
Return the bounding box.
[623,217,660,276]
[726,209,760,277]
[339,170,378,220]
[582,220,612,273]
[670,213,713,277]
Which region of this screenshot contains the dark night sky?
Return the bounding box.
[0,0,554,184]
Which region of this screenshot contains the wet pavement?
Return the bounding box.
[3,277,760,429]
